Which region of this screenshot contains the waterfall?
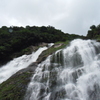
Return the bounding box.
[25,39,100,100]
[0,47,47,84]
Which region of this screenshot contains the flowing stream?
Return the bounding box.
[25,39,100,100]
[0,47,47,84]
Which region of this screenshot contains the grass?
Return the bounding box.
[0,40,70,100]
[37,40,69,63]
[0,71,33,100]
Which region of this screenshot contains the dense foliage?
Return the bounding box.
[87,24,100,40]
[0,25,84,64]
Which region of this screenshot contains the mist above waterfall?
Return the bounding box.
[25,39,100,100]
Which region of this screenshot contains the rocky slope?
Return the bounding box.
[0,41,69,100]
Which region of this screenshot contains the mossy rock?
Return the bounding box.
[0,66,36,100]
[37,41,69,63]
[0,41,69,100]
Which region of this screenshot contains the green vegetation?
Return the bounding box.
[37,40,69,63]
[0,25,85,65]
[0,70,33,100]
[1,24,99,100]
[87,24,100,41]
[0,41,69,100]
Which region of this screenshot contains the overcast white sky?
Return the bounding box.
[0,0,100,35]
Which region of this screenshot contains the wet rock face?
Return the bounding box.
[0,42,69,100]
[0,64,37,100]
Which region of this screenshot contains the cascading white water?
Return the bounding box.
[25,39,100,100]
[0,47,47,84]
